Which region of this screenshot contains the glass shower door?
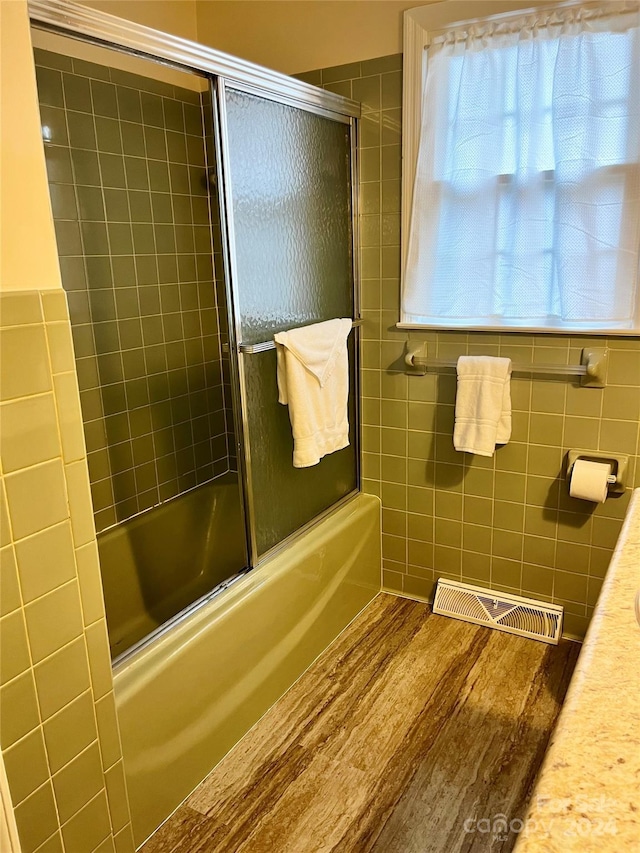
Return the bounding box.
[218,84,358,560]
[33,37,250,659]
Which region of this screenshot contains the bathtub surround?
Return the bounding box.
[5,5,363,847]
[141,594,579,853]
[113,494,380,845]
[297,55,640,640]
[0,290,134,853]
[34,47,235,534]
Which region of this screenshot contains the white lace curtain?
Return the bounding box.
[403,2,640,331]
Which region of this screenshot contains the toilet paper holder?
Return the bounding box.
[566,450,628,495]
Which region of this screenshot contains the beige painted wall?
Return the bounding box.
[31,29,207,91]
[42,0,203,86]
[0,0,202,295]
[0,0,62,292]
[195,0,436,74]
[82,0,198,40]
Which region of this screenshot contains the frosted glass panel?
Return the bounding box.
[224,88,356,557]
[225,89,354,344]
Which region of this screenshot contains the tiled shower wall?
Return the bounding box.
[0,291,134,853]
[34,48,234,533]
[299,56,640,639]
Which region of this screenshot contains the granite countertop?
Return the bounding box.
[515,488,640,851]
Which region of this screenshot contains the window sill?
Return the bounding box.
[395,322,640,337]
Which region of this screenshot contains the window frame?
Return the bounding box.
[399,0,640,335]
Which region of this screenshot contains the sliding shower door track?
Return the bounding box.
[112,568,251,670]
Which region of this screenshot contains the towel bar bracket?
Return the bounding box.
[580,346,608,387]
[405,342,429,375]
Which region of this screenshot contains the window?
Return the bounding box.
[401,1,640,332]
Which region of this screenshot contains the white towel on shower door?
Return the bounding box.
[274,318,352,468]
[453,356,512,457]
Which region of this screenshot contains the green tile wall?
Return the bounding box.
[34,48,235,533]
[0,290,135,853]
[299,55,640,639]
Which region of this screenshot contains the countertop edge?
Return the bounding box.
[514,488,640,852]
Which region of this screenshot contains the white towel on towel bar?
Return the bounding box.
[274,318,352,468]
[453,356,512,457]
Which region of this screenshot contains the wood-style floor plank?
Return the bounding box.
[142,594,579,853]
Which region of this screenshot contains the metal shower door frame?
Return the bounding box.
[213,78,362,567]
[28,0,361,118]
[29,0,363,572]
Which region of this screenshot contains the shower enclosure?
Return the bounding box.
[30,0,360,663]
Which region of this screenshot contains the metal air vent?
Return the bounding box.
[433,580,563,644]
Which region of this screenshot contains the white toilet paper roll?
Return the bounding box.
[569,460,612,503]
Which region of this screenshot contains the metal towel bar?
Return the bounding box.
[238,319,362,354]
[405,343,608,387]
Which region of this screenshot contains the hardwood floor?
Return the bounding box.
[142,594,579,853]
